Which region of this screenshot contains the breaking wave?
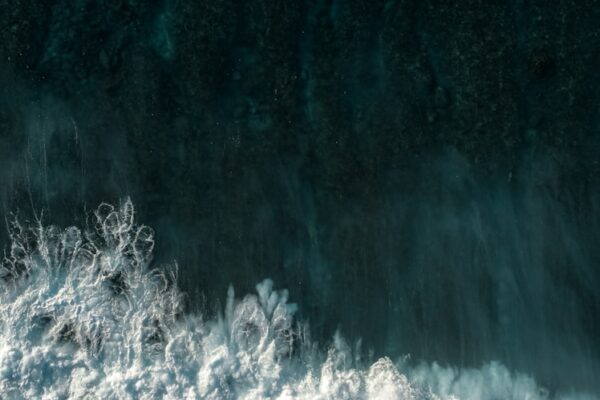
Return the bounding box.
[0,200,596,399]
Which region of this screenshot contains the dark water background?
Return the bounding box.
[1,0,599,394]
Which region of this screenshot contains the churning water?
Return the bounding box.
[0,199,596,399]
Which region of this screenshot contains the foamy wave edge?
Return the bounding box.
[0,199,595,400]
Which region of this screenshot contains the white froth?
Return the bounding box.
[0,200,595,399]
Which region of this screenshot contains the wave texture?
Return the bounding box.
[0,200,593,399]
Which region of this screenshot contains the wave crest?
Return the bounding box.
[0,200,593,399]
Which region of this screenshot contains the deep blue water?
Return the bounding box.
[0,1,599,398]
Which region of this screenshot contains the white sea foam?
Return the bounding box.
[0,200,596,399]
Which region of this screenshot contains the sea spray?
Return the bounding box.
[0,200,593,399]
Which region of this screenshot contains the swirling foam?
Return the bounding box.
[0,200,595,399]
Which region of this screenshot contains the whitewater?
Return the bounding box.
[0,199,595,399]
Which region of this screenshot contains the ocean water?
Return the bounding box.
[0,199,596,399]
[1,1,599,399]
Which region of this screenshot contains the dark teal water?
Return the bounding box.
[1,0,599,394]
